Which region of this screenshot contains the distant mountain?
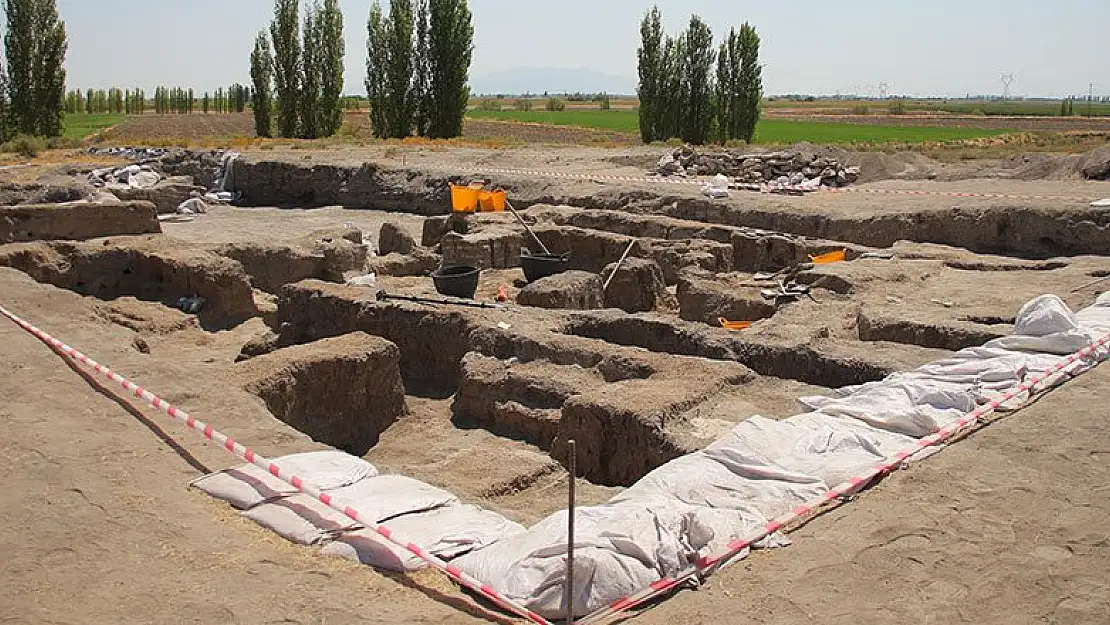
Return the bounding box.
[470,67,636,96]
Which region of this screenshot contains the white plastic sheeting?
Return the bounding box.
[191,450,524,571]
[455,294,1110,619]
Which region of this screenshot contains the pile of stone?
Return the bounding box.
[87,163,164,189]
[86,146,169,162]
[86,147,239,191]
[655,145,861,187]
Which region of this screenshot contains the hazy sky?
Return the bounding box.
[60,0,1109,98]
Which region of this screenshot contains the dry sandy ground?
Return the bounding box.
[2,143,1109,623]
[2,264,1109,625]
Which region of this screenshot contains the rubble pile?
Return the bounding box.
[655,145,861,187]
[83,148,242,214]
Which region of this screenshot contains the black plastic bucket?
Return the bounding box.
[432,265,481,299]
[520,252,571,283]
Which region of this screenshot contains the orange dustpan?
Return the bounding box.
[718,318,751,331]
[809,249,847,264]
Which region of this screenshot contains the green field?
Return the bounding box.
[465,109,1010,145]
[63,113,126,139]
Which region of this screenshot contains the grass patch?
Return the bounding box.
[465,109,1010,145]
[64,113,126,139]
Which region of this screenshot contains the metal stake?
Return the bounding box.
[565,439,577,625]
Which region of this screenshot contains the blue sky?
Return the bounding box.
[59,0,1109,98]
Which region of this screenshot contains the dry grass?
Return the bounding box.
[916,131,1110,162]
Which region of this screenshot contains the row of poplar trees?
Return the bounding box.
[366,0,473,139]
[637,7,763,145]
[65,88,146,115]
[250,0,345,139]
[0,0,68,141]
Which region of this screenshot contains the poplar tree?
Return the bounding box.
[365,2,388,138]
[636,6,663,143]
[681,16,714,145]
[250,31,274,137]
[412,0,431,136]
[426,0,472,138]
[316,0,345,136]
[299,3,320,138]
[736,22,762,143]
[5,0,68,137]
[383,0,415,138]
[271,0,301,137]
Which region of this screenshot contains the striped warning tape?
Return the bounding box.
[477,167,1097,202]
[578,330,1110,624]
[0,302,552,625]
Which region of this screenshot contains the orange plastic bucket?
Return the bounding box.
[809,249,847,264]
[479,189,507,212]
[450,184,479,212]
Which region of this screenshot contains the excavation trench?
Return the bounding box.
[231,158,1110,258]
[268,281,931,486]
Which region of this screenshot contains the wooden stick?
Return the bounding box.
[565,439,577,625]
[505,199,552,255]
[603,239,636,292]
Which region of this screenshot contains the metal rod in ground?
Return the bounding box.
[505,199,552,255]
[565,439,577,625]
[375,291,504,309]
[1070,274,1110,293]
[603,239,637,292]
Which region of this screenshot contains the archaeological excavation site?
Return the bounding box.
[4,144,1110,624]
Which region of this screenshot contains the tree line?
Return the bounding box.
[66,88,146,115]
[366,0,473,139]
[250,0,474,141]
[0,0,67,141]
[637,6,763,145]
[250,0,345,139]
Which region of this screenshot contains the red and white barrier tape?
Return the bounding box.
[478,167,1096,202]
[578,331,1110,624]
[0,303,552,625]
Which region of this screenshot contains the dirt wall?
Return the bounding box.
[236,332,406,454]
[0,201,161,243]
[0,239,257,327]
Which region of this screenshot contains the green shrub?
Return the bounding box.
[851,104,871,115]
[888,98,906,115]
[46,137,83,150]
[515,98,533,112]
[337,121,362,138]
[545,97,566,112]
[599,94,611,110]
[2,135,46,158]
[478,98,501,112]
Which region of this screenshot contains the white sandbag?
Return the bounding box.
[802,378,975,437]
[319,528,426,571]
[325,474,459,523]
[611,451,825,526]
[190,450,377,509]
[704,414,913,490]
[455,504,688,618]
[242,494,359,545]
[191,463,296,510]
[320,504,526,571]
